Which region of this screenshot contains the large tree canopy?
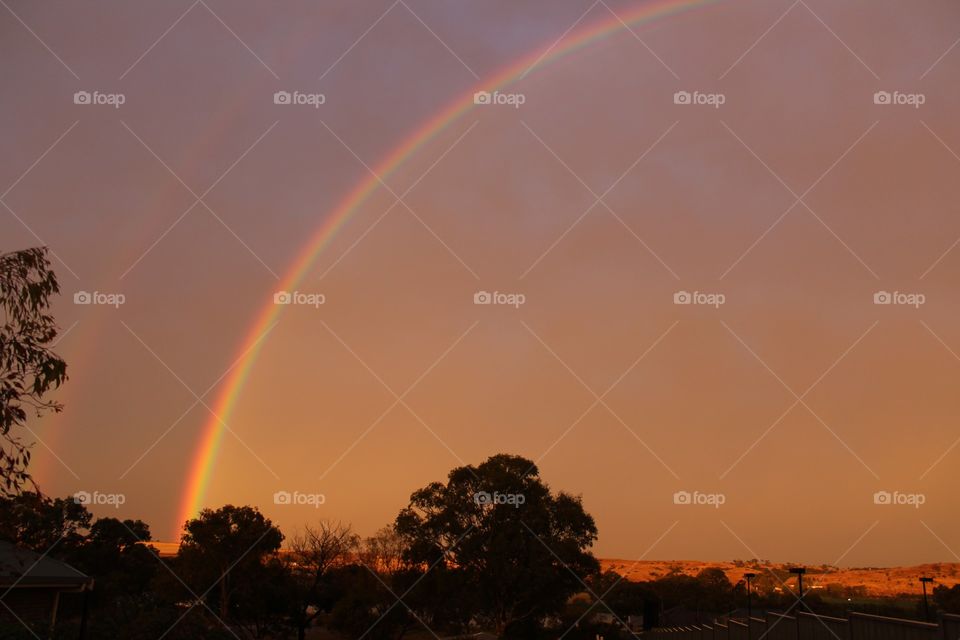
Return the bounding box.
[179,504,284,621]
[0,247,67,495]
[0,491,91,553]
[395,453,599,635]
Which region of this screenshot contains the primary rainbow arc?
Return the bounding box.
[177,0,721,534]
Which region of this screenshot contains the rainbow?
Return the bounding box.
[176,0,721,534]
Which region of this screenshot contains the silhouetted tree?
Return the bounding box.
[359,525,407,574]
[696,566,735,613]
[0,491,90,553]
[587,570,656,621]
[178,505,284,621]
[324,526,429,639]
[650,568,738,621]
[287,520,358,639]
[0,247,67,495]
[230,554,293,638]
[934,583,960,614]
[328,563,418,640]
[395,453,599,635]
[75,517,157,600]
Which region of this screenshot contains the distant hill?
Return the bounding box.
[145,544,960,598]
[598,559,960,598]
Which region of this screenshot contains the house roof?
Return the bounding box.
[0,541,93,590]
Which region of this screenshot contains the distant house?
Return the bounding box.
[627,614,644,631]
[0,541,94,639]
[592,611,617,625]
[591,611,645,631]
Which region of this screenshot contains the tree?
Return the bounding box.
[934,583,960,614]
[0,247,67,494]
[695,567,735,614]
[228,554,293,638]
[0,491,91,553]
[587,570,656,622]
[650,568,737,620]
[178,505,284,621]
[76,517,157,599]
[394,453,600,635]
[325,526,423,640]
[287,521,359,640]
[328,563,415,640]
[87,516,151,550]
[359,525,407,575]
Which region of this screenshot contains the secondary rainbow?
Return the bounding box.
[176,0,722,534]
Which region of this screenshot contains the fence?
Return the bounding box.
[800,611,848,640]
[848,613,938,640]
[765,613,797,640]
[942,614,960,640]
[647,611,950,640]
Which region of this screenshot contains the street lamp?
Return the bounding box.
[789,566,806,638]
[744,573,757,620]
[789,567,806,601]
[920,577,934,621]
[744,572,757,640]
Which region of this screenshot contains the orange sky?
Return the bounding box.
[3,0,960,566]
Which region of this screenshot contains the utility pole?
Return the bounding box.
[745,573,757,640]
[789,567,806,601]
[920,577,934,621]
[789,567,806,639]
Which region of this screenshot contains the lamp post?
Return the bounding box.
[920,577,934,621]
[744,573,756,620]
[789,567,806,602]
[789,567,806,638]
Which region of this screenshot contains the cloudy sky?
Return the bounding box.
[3,0,960,566]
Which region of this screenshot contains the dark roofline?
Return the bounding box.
[0,577,93,591]
[0,541,94,591]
